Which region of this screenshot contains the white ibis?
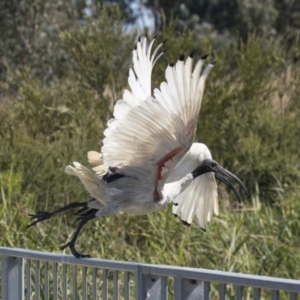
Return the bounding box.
[28,37,248,258]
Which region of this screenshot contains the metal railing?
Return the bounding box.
[0,247,299,300]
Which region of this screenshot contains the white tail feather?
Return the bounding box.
[65,162,108,205]
[87,151,108,176]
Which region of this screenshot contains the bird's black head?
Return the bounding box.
[192,159,249,202]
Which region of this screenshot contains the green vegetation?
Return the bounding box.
[1,2,300,287]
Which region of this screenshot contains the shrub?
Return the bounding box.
[0,7,300,280]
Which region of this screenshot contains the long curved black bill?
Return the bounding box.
[192,159,249,202]
[214,164,249,202]
[214,173,242,203]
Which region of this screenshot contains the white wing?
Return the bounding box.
[87,38,164,178]
[102,37,214,201]
[169,143,219,228]
[104,37,164,138]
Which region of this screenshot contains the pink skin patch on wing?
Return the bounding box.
[154,147,182,201]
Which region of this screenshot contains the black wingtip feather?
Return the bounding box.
[189,50,194,58]
[173,213,178,217]
[138,36,141,42]
[182,220,191,227]
[169,63,174,67]
[179,54,185,61]
[201,54,209,60]
[201,227,206,232]
[162,39,168,44]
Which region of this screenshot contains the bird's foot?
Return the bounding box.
[60,242,91,259]
[27,211,53,228]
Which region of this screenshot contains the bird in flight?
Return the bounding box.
[28,37,248,258]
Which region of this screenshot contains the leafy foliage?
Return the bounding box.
[144,0,300,42]
[0,4,300,284]
[0,0,78,80]
[61,5,136,97]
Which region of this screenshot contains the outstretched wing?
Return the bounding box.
[167,143,219,229]
[104,37,164,138]
[102,37,214,201]
[87,38,164,177]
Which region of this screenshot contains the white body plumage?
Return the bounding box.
[29,37,247,258]
[65,37,217,228]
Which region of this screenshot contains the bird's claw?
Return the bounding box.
[27,211,53,227]
[60,242,91,258]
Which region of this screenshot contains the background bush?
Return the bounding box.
[1,1,300,281]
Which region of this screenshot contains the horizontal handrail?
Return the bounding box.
[1,247,299,293]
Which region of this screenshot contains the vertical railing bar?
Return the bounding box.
[113,270,119,300]
[135,266,143,300]
[27,259,31,300]
[174,277,182,300]
[253,287,261,300]
[73,265,77,300]
[161,276,168,300]
[271,290,280,300]
[204,281,211,299]
[289,292,298,300]
[35,260,40,300]
[53,263,58,300]
[1,256,24,300]
[92,268,97,300]
[236,285,244,300]
[124,271,130,300]
[82,266,87,300]
[62,264,67,300]
[102,269,108,300]
[44,261,49,300]
[219,283,227,300]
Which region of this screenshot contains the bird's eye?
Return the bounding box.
[209,161,217,168]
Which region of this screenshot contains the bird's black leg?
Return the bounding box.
[27,201,90,228]
[60,209,98,258]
